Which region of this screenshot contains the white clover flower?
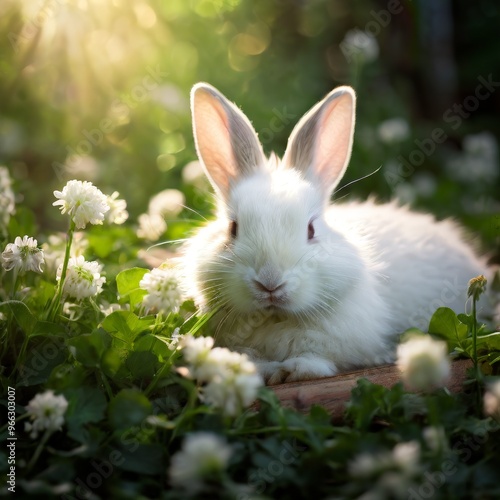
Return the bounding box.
[446,132,499,183]
[463,131,498,171]
[397,336,451,391]
[2,235,44,274]
[0,165,13,188]
[182,160,209,189]
[140,265,183,314]
[349,441,421,478]
[148,189,185,219]
[348,452,380,478]
[0,166,15,232]
[423,426,448,453]
[136,212,167,241]
[341,29,379,63]
[99,301,127,317]
[180,334,215,366]
[413,172,437,198]
[168,432,232,493]
[57,255,105,300]
[180,334,263,416]
[377,118,410,144]
[165,327,182,350]
[53,180,110,229]
[192,347,255,382]
[394,182,416,205]
[62,301,85,321]
[24,390,68,439]
[196,347,262,416]
[484,380,500,421]
[377,471,418,499]
[392,441,421,475]
[42,232,88,277]
[203,371,263,417]
[105,191,129,225]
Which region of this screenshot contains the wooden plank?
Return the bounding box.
[269,359,472,422]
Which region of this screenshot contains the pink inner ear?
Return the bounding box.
[315,94,354,189]
[193,90,238,193]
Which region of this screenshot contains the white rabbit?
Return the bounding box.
[181,82,493,385]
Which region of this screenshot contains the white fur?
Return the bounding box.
[182,83,494,385]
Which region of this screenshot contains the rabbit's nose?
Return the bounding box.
[253,279,285,293]
[257,262,282,285]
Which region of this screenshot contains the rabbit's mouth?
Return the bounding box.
[257,292,290,309]
[250,273,290,309]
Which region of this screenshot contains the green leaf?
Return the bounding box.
[101,347,129,380]
[101,311,153,346]
[346,379,388,430]
[67,329,110,367]
[428,307,468,350]
[134,334,172,359]
[18,339,67,387]
[180,299,197,314]
[488,352,500,365]
[67,341,100,368]
[116,268,148,307]
[457,313,474,328]
[113,443,164,475]
[48,364,88,391]
[257,387,282,410]
[63,387,107,443]
[31,321,67,337]
[346,379,410,430]
[476,332,500,352]
[0,300,36,336]
[126,351,160,379]
[309,404,331,424]
[108,389,152,430]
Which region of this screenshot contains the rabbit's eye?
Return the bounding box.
[230,220,238,238]
[308,221,315,240]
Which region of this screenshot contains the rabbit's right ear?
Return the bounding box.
[191,83,265,199]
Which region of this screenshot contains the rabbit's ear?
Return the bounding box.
[191,83,265,199]
[282,86,356,197]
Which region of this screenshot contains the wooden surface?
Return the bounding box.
[270,359,472,421]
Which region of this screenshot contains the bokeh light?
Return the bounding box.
[0,0,498,256]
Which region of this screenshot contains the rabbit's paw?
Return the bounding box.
[263,357,338,385]
[254,360,286,385]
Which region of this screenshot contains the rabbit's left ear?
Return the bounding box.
[191,83,265,200]
[282,86,356,198]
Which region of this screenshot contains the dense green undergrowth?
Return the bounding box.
[1,177,500,500]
